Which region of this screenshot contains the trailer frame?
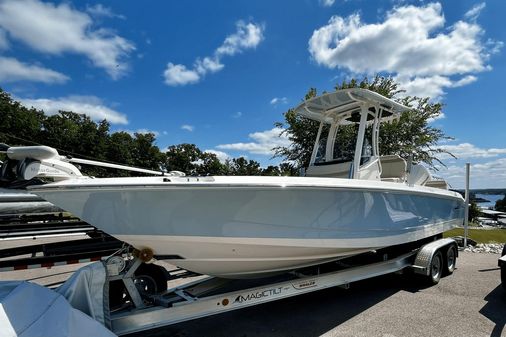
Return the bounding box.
[104,237,458,336]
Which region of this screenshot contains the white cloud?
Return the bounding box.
[308,2,502,98]
[195,56,224,74]
[0,0,134,79]
[86,4,125,19]
[440,157,506,189]
[164,63,200,86]
[163,20,264,86]
[232,111,242,118]
[451,75,477,88]
[18,95,128,124]
[0,56,69,84]
[0,28,8,50]
[438,143,506,159]
[270,97,288,105]
[204,149,230,163]
[217,127,290,155]
[215,21,264,57]
[181,124,194,132]
[320,0,335,7]
[464,2,485,21]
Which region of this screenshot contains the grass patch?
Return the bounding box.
[444,228,506,243]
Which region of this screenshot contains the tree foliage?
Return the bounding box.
[0,88,293,178]
[274,76,453,170]
[1,76,453,180]
[468,201,481,222]
[496,195,506,212]
[164,143,225,176]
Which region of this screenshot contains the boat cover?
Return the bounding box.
[56,261,108,326]
[0,262,114,337]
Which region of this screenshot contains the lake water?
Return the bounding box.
[475,193,505,209]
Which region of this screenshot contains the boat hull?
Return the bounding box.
[31,177,465,278]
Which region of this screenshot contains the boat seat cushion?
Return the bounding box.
[380,155,406,180]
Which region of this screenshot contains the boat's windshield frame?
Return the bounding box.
[300,89,409,179]
[309,104,385,179]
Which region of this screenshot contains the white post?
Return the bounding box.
[464,163,470,248]
[352,105,368,179]
[309,122,324,165]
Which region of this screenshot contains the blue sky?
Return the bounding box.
[0,0,504,189]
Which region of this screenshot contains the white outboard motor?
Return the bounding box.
[5,146,83,181]
[1,144,169,186]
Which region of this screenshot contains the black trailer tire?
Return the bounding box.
[134,263,169,296]
[108,279,127,310]
[502,244,506,290]
[444,244,457,275]
[108,263,169,310]
[428,251,443,285]
[502,266,506,290]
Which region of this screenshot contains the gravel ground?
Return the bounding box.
[465,243,505,254]
[1,249,504,337]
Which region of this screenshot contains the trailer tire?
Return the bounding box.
[428,251,443,285]
[108,263,169,309]
[502,245,506,290]
[134,263,168,296]
[502,266,506,290]
[109,280,127,310]
[444,244,457,275]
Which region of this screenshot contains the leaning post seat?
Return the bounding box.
[379,155,407,182]
[305,161,352,178]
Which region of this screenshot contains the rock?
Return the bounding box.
[463,243,505,254]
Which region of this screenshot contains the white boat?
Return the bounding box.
[2,89,465,278]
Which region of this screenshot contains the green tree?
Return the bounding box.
[164,143,202,175]
[0,88,298,179]
[0,89,45,146]
[274,76,453,170]
[468,201,481,222]
[163,143,226,175]
[226,157,262,175]
[106,132,136,165]
[279,163,299,176]
[496,195,506,212]
[261,165,281,176]
[41,112,109,160]
[196,151,227,175]
[131,133,164,171]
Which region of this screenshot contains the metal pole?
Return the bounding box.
[464,163,470,248]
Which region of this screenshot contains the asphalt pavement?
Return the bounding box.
[130,252,506,337]
[1,250,504,337]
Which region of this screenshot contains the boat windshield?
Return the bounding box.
[332,125,373,165]
[314,136,327,164]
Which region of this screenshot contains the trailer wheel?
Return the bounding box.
[109,280,128,310]
[444,245,457,275]
[501,245,506,290]
[502,266,506,290]
[428,251,443,285]
[108,263,168,310]
[134,263,168,296]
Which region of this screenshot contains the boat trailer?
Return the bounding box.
[97,237,458,335]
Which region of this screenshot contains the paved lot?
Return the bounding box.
[1,251,505,337]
